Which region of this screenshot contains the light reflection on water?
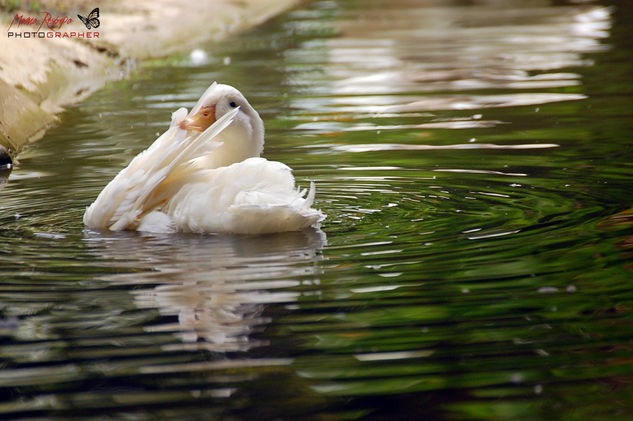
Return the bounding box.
[289,2,610,135]
[1,0,632,419]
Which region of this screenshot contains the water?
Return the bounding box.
[1,0,633,418]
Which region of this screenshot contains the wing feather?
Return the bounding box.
[84,107,239,231]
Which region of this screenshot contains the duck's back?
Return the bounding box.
[156,157,324,234]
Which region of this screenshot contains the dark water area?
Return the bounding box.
[1,0,633,419]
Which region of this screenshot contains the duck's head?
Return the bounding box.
[180,82,265,158]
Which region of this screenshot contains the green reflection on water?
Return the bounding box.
[1,0,633,419]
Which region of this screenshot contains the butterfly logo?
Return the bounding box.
[77,7,100,30]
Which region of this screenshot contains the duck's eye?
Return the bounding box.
[229,101,237,108]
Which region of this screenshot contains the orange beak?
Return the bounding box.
[179,105,216,132]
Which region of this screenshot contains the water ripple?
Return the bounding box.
[0,0,630,419]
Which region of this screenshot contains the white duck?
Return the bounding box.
[84,82,324,234]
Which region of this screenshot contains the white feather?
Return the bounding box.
[164,157,324,234]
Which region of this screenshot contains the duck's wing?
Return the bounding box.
[83,107,240,231]
[164,157,325,234]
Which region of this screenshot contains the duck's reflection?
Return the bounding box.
[84,229,326,352]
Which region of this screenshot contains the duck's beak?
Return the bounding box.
[179,105,216,132]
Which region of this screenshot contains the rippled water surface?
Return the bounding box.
[2,0,633,419]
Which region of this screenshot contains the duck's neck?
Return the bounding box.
[211,120,264,168]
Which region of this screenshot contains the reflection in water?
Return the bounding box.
[85,229,326,352]
[1,0,632,419]
[0,169,9,193]
[324,142,559,152]
[287,2,610,133]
